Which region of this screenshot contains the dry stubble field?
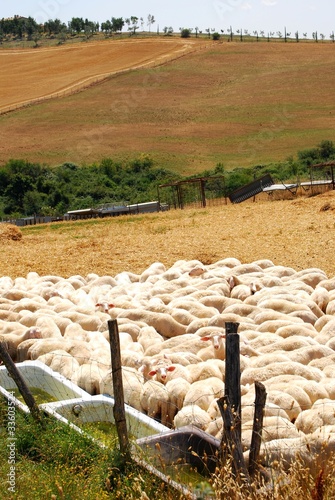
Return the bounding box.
[1,189,335,281]
[0,36,334,281]
[1,37,334,172]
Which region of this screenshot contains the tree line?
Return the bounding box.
[0,14,334,44]
[0,14,155,43]
[0,141,334,219]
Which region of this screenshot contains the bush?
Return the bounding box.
[180,28,191,38]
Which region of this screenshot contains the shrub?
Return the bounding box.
[180,28,191,38]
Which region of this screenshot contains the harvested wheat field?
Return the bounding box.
[1,38,334,172]
[1,189,334,280]
[0,37,198,111]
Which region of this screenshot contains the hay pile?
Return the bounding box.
[0,224,22,241]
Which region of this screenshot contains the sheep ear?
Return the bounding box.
[148,370,157,376]
[228,276,235,289]
[108,303,115,308]
[167,366,176,372]
[200,336,211,341]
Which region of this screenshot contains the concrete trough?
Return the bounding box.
[136,425,220,476]
[40,394,169,439]
[0,360,90,412]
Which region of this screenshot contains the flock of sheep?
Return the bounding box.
[1,256,335,474]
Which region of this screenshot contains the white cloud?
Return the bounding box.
[262,0,278,6]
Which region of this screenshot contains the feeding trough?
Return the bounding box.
[40,394,169,440]
[0,360,90,413]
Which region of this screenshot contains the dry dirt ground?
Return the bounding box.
[1,189,334,280]
[1,38,334,173]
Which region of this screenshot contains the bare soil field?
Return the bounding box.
[0,38,334,173]
[1,189,334,280]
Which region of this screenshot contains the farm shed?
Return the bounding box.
[97,204,130,217]
[14,216,53,226]
[64,208,100,220]
[127,201,169,214]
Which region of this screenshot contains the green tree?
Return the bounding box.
[69,17,84,34]
[147,14,155,33]
[101,20,112,36]
[163,26,173,36]
[111,17,124,34]
[318,140,335,160]
[125,16,139,35]
[23,190,46,215]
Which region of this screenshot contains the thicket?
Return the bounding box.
[0,140,334,219]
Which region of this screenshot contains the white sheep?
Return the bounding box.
[196,330,226,360]
[295,399,335,435]
[75,361,108,395]
[165,377,192,423]
[0,327,42,361]
[140,379,170,426]
[4,258,335,461]
[185,360,224,383]
[115,309,187,338]
[183,376,225,411]
[147,361,193,385]
[242,415,301,448]
[100,366,144,412]
[173,404,212,431]
[137,326,164,352]
[38,349,80,383]
[240,361,324,387]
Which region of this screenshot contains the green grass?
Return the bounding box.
[3,397,335,499]
[0,399,182,499]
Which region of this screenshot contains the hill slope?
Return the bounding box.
[0,37,334,173]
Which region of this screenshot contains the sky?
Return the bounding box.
[1,0,335,39]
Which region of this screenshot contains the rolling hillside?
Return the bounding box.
[0,36,334,174]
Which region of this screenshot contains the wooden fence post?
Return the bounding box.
[108,319,131,463]
[0,341,42,424]
[218,322,251,487]
[224,322,241,438]
[217,395,250,485]
[248,381,267,477]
